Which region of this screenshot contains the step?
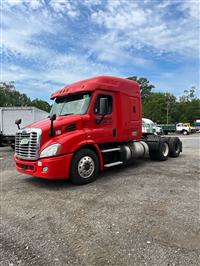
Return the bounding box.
[104,161,123,168]
[101,147,120,153]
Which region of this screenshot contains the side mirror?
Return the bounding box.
[99,98,108,116]
[49,114,56,137]
[15,119,22,129]
[50,114,56,121]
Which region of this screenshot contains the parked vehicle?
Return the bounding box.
[142,118,163,135]
[0,107,48,148]
[159,123,194,135]
[182,123,196,133]
[194,119,200,132]
[14,76,182,185]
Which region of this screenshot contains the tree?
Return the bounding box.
[127,76,154,100]
[0,83,32,107]
[31,99,51,113]
[0,82,50,112]
[176,87,200,124]
[142,92,176,123]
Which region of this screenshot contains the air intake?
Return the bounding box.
[66,124,77,132]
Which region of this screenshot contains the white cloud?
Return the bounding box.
[49,0,79,18]
[180,0,200,19]
[86,31,152,68]
[81,0,102,7]
[2,0,44,9]
[1,6,62,59]
[91,0,199,56]
[1,0,199,99]
[2,0,79,17]
[28,0,45,10]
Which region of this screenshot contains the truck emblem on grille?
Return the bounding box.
[20,138,29,145]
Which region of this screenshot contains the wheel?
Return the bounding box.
[168,137,182,157]
[182,130,188,135]
[70,148,99,185]
[149,138,169,161]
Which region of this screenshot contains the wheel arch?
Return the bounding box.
[72,142,104,171]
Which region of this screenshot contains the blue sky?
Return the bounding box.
[1,0,199,102]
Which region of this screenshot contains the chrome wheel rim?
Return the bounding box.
[78,156,95,178]
[162,143,169,157]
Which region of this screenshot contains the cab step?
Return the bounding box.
[104,161,123,168]
[101,147,120,153]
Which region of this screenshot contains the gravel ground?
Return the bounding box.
[0,134,200,266]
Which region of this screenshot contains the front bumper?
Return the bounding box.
[15,153,73,180]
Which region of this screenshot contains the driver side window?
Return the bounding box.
[94,95,112,115]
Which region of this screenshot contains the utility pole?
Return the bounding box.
[166,101,169,124]
[166,93,170,124]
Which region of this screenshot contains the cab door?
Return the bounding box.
[90,92,117,144]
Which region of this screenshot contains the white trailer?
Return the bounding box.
[0,107,48,147]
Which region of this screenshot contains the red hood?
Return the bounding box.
[24,115,83,146]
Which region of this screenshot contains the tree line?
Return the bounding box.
[127,77,200,124]
[0,79,199,124]
[0,82,51,113]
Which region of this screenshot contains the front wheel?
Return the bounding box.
[70,148,99,185]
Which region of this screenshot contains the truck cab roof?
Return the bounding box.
[51,76,140,99]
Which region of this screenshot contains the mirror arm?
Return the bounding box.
[96,115,105,125]
[49,114,56,137]
[15,119,22,130]
[49,121,54,137]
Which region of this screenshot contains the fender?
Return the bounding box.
[39,131,104,171]
[70,139,104,171]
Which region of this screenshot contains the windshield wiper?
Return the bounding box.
[60,113,74,116]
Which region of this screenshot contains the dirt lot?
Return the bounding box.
[0,134,200,266]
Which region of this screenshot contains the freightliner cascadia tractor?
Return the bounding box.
[14,76,182,185]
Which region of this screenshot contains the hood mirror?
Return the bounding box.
[50,114,56,121]
[49,114,56,137]
[15,119,22,129]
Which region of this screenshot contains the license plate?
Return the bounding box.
[20,138,29,145]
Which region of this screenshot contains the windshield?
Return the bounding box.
[50,93,91,117]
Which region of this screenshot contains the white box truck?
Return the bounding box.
[0,107,48,148]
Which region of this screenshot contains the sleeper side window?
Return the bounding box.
[94,95,113,115]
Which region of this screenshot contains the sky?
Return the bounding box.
[1,0,200,102]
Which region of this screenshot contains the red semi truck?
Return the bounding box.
[14,76,182,185]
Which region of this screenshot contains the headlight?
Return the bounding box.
[40,144,61,158]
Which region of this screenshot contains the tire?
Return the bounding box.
[168,137,182,157]
[70,148,99,185]
[182,130,188,135]
[149,138,169,161]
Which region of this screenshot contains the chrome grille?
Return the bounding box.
[15,128,41,160]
